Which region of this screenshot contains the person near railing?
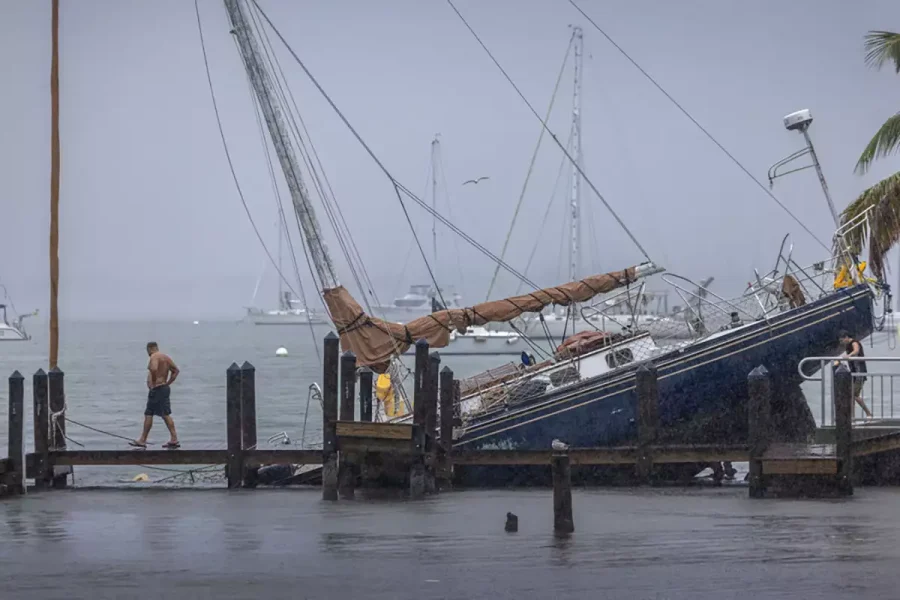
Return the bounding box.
[837,330,873,418]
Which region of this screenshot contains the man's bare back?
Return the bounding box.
[148,352,179,389]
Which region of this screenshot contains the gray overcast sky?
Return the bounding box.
[2,0,900,320]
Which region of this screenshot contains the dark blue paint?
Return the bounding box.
[455,285,873,455]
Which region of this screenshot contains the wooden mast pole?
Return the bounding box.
[49,0,60,369]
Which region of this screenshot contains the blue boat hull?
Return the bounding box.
[453,285,874,483]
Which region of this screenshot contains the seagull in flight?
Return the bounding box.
[462,176,490,186]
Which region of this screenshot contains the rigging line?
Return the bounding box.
[250,1,473,307]
[242,7,371,312]
[394,180,540,290]
[194,0,300,301]
[444,0,651,263]
[250,3,384,311]
[436,148,466,295]
[567,0,831,253]
[485,32,575,301]
[514,129,574,296]
[244,57,323,365]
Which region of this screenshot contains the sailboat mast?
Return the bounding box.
[567,26,583,321]
[49,0,61,369]
[431,135,439,277]
[277,217,284,309]
[224,0,339,290]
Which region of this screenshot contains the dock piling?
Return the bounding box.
[358,367,373,423]
[240,361,258,488]
[7,371,25,495]
[48,366,68,488]
[551,452,574,534]
[32,369,50,489]
[834,364,853,495]
[225,363,243,489]
[338,351,357,499]
[635,364,659,484]
[409,339,429,499]
[322,332,340,501]
[438,366,454,486]
[747,365,771,498]
[424,352,440,493]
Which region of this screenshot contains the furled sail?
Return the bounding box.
[324,262,662,372]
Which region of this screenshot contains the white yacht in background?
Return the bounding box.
[247,291,329,326]
[0,303,35,341]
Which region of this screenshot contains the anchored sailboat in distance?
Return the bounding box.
[219,1,880,482]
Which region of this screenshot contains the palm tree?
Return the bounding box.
[841,31,900,278]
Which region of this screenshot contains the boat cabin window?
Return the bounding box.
[605,348,634,369]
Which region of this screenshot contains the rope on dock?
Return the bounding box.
[64,417,135,444]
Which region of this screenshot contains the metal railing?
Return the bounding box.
[798,355,900,425]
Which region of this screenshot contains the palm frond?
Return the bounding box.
[855,112,900,174]
[840,171,900,278]
[864,30,900,72]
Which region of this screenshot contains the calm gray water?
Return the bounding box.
[2,486,900,599]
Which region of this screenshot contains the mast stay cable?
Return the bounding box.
[444,0,652,263]
[567,0,830,253]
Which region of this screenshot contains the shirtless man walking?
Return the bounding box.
[131,341,181,449]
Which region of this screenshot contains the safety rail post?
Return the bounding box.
[409,339,429,499]
[32,369,50,489]
[226,363,243,489]
[438,366,454,486]
[552,451,574,534]
[322,332,340,501]
[635,364,659,484]
[240,361,258,488]
[48,366,68,488]
[338,351,357,500]
[7,371,25,495]
[834,364,853,495]
[358,367,373,423]
[748,365,771,499]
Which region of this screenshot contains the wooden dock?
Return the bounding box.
[4,335,900,501]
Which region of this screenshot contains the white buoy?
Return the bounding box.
[133,473,149,482]
[192,320,200,325]
[275,347,289,357]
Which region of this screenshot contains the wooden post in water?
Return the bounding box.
[338,351,357,500]
[7,371,25,495]
[409,339,429,499]
[747,365,771,499]
[358,367,373,423]
[438,366,454,486]
[321,332,340,501]
[423,352,440,494]
[240,361,258,488]
[225,363,243,489]
[552,452,574,534]
[32,369,50,489]
[635,364,659,484]
[833,363,853,495]
[48,366,67,488]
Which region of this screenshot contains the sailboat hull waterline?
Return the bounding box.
[452,284,874,485]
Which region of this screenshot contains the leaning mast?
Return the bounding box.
[567,26,583,323]
[49,0,61,368]
[223,0,338,291]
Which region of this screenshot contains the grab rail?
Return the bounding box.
[798,355,899,425]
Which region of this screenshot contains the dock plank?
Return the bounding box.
[852,432,900,457]
[451,445,748,466]
[335,421,413,440]
[762,459,838,475]
[39,449,323,468]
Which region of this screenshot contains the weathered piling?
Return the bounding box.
[552,452,574,534]
[225,363,243,489]
[424,352,441,493]
[358,367,373,423]
[635,364,659,484]
[438,366,454,485]
[834,364,853,495]
[48,366,68,488]
[409,339,429,499]
[322,332,340,501]
[32,369,50,489]
[747,365,771,498]
[240,361,258,488]
[7,371,25,495]
[338,351,357,499]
